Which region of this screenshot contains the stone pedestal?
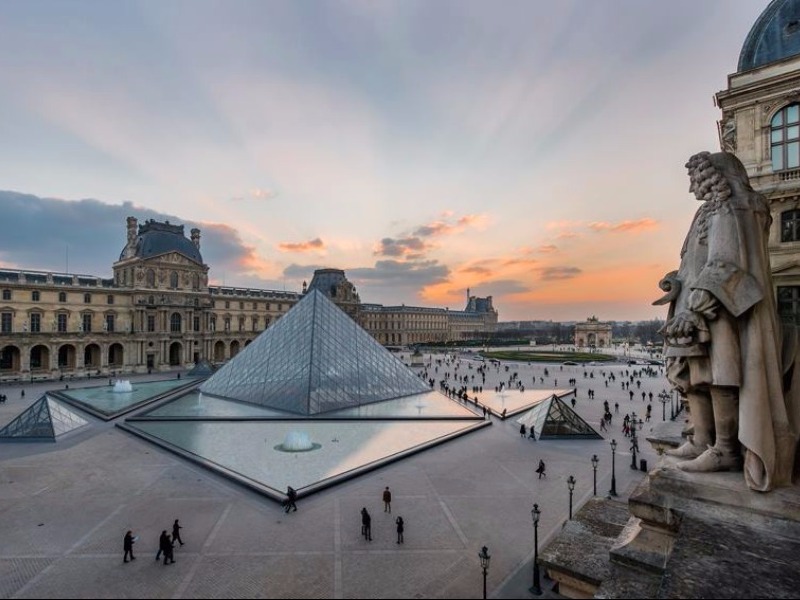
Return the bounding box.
[539,460,800,598]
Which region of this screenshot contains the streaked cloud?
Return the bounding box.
[539,266,582,280]
[374,236,433,258]
[588,218,659,233]
[277,237,326,253]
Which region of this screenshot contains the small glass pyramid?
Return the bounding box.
[516,394,601,440]
[0,395,89,440]
[200,289,430,415]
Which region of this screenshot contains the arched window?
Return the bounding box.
[170,312,182,333]
[170,271,179,289]
[58,291,67,303]
[782,210,800,242]
[771,104,800,171]
[146,269,156,287]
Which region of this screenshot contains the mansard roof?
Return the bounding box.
[119,220,203,264]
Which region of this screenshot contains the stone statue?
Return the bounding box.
[655,151,800,492]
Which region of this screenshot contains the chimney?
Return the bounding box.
[125,216,138,258]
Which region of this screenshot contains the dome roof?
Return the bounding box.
[739,0,800,72]
[119,220,203,263]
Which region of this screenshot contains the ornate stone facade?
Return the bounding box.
[0,217,498,380]
[715,0,800,324]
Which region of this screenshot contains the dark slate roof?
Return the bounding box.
[120,220,203,264]
[739,0,800,71]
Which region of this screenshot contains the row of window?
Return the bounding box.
[1,290,115,304]
[1,312,117,333]
[213,300,286,311]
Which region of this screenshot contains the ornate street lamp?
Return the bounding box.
[567,475,576,519]
[479,545,491,599]
[658,390,670,421]
[529,504,542,596]
[609,439,618,496]
[590,454,599,496]
[630,412,639,470]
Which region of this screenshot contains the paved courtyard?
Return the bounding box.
[0,350,666,598]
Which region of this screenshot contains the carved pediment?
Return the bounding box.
[141,252,201,267]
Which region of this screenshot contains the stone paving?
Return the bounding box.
[0,350,667,598]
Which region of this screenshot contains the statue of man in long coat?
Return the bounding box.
[656,151,800,492]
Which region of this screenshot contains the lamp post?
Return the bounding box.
[590,454,599,496]
[609,439,618,496]
[630,412,639,470]
[670,389,676,420]
[479,545,491,599]
[658,390,669,421]
[567,475,576,519]
[530,504,542,596]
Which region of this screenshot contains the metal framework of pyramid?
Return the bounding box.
[200,289,430,415]
[0,395,89,441]
[515,394,601,440]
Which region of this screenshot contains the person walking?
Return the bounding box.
[536,459,546,479]
[172,519,184,547]
[361,507,372,541]
[156,530,171,562]
[395,516,404,544]
[284,486,298,513]
[382,486,392,513]
[123,530,136,563]
[519,423,526,438]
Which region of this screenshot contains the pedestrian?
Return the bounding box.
[361,507,372,541]
[156,530,171,563]
[395,516,404,544]
[501,408,507,419]
[519,423,526,438]
[284,486,298,513]
[165,536,176,565]
[172,519,184,546]
[600,419,607,432]
[536,459,546,479]
[123,530,136,563]
[383,486,392,513]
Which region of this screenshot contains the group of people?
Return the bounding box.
[122,519,184,565]
[359,486,404,543]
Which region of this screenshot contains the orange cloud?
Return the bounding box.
[277,237,326,253]
[588,218,659,233]
[546,220,583,230]
[413,213,488,237]
[556,231,581,240]
[537,244,558,253]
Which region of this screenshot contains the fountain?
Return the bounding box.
[274,430,321,453]
[112,380,133,393]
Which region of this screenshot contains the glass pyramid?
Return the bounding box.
[516,394,601,440]
[0,395,89,440]
[200,289,431,415]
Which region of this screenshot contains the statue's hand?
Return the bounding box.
[665,311,704,339]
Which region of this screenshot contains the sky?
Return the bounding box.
[0,0,769,321]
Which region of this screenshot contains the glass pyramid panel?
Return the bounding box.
[516,394,600,440]
[200,289,430,415]
[0,395,88,440]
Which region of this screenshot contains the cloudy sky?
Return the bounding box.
[0,0,767,321]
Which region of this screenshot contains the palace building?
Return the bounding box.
[715,0,800,324]
[0,217,497,380]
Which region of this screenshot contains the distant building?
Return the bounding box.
[0,217,497,380]
[574,316,612,349]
